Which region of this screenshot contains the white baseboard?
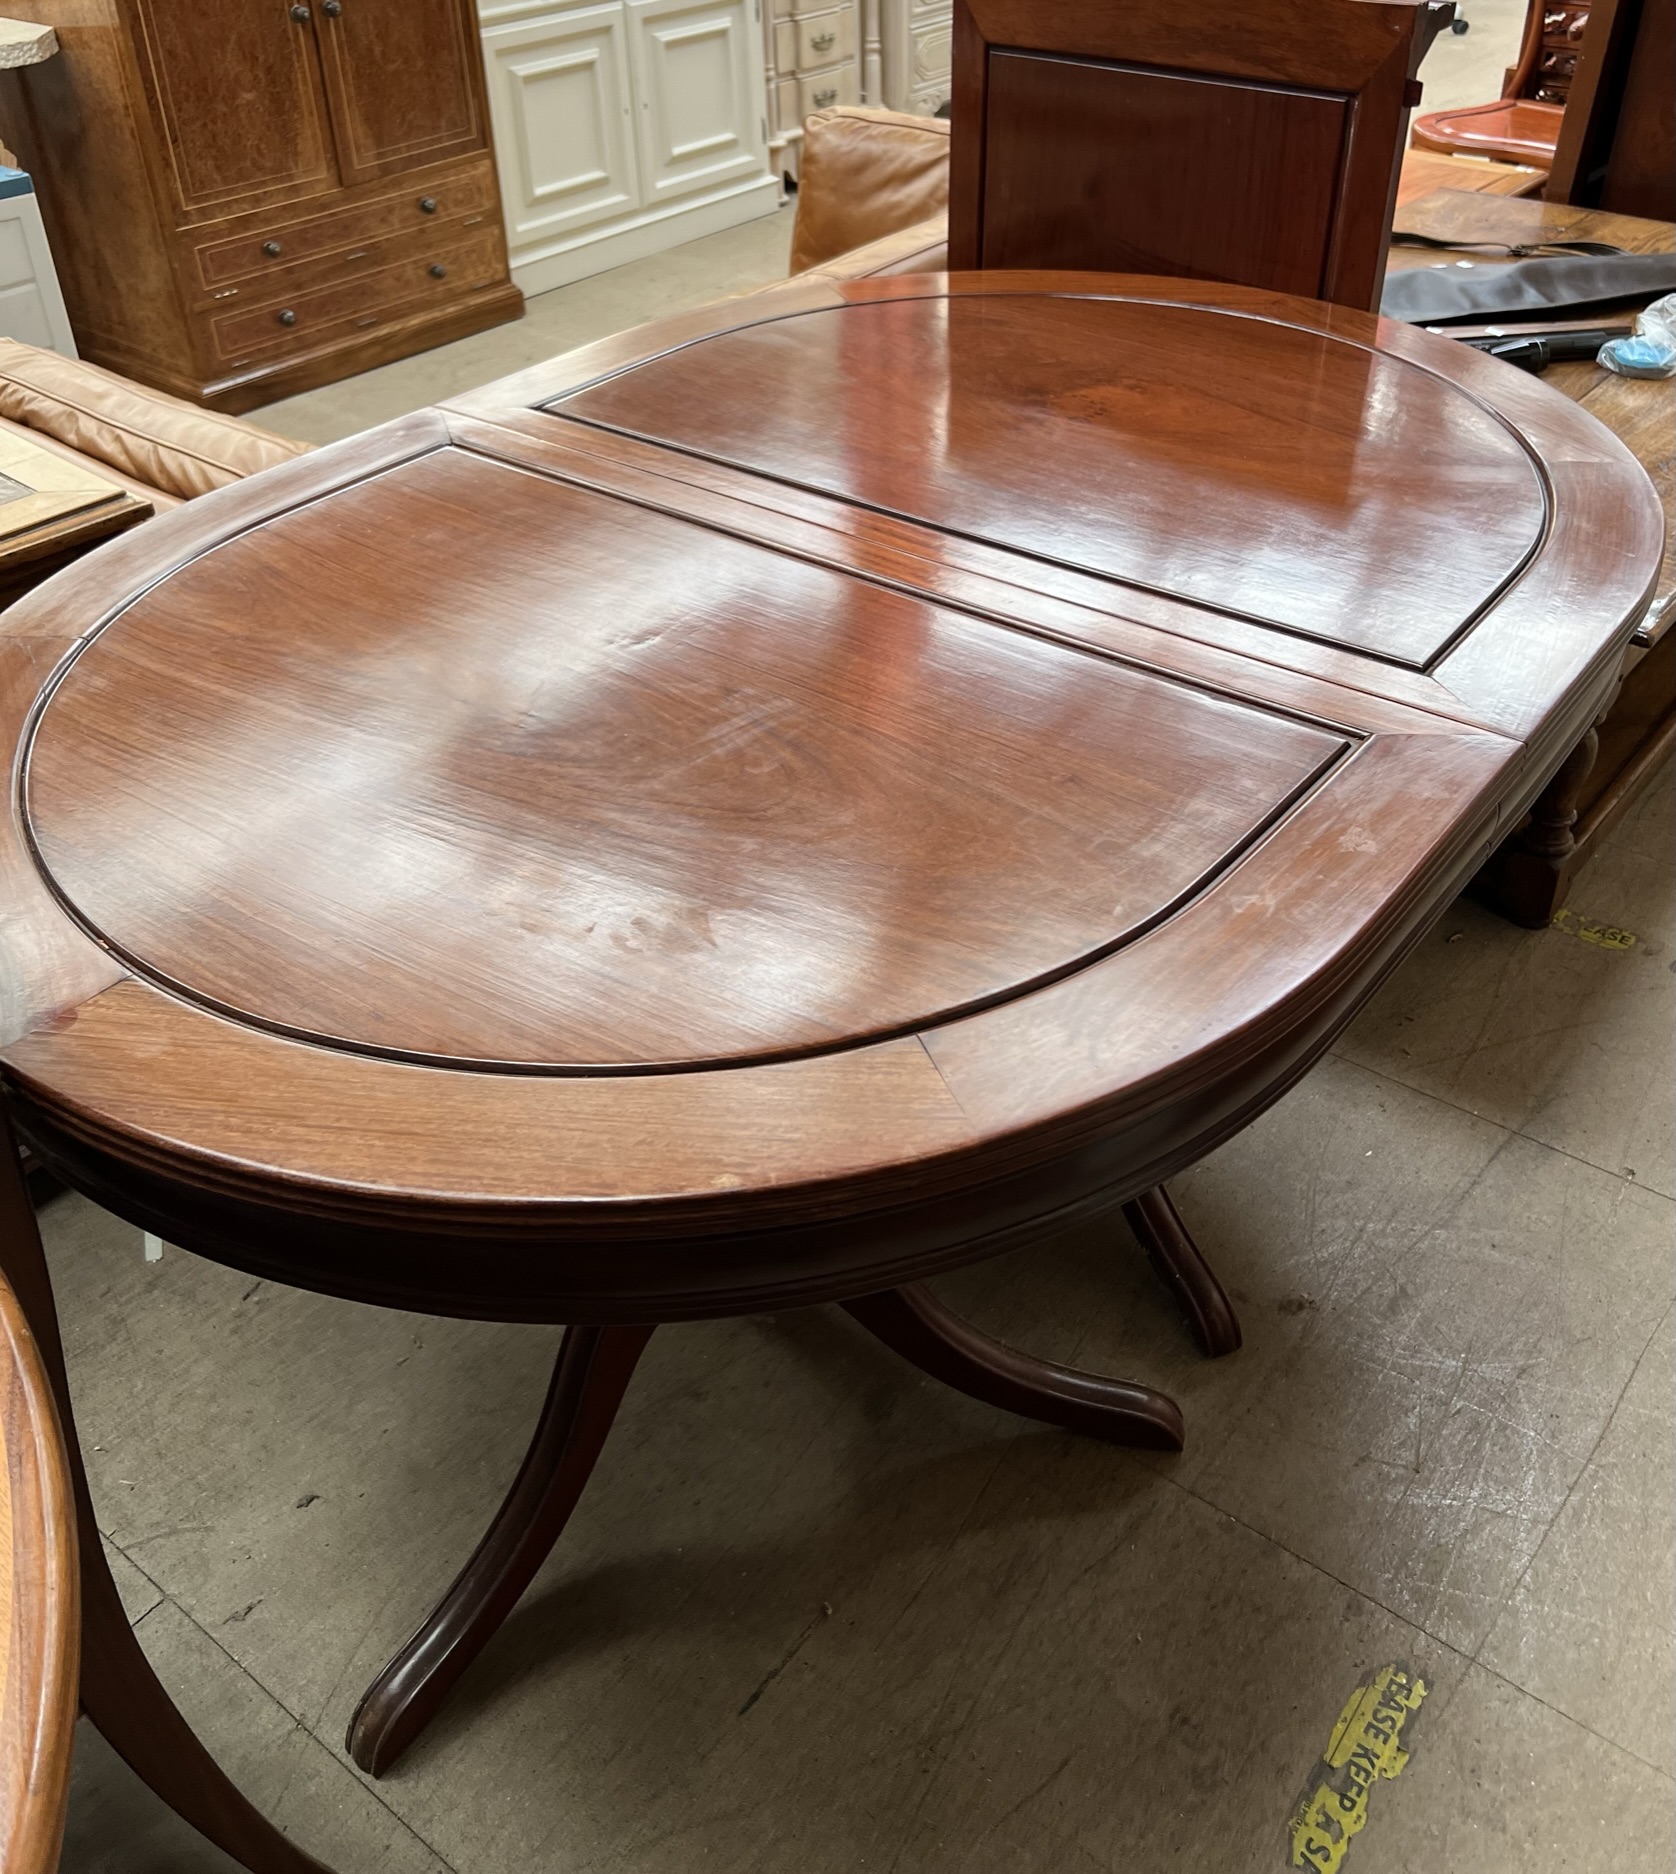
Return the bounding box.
[509,176,782,300]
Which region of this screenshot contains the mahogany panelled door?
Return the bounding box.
[947,0,1453,307]
[0,275,1662,1864]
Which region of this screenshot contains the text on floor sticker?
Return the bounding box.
[1552,907,1638,950]
[1287,1665,1427,1871]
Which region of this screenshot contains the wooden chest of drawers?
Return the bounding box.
[0,0,523,412]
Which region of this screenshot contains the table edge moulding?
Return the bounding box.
[0,274,1662,1853]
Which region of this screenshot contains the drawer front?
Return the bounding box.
[797,64,858,116]
[195,168,498,292]
[210,231,503,362]
[773,17,797,69]
[794,8,853,69]
[911,21,950,86]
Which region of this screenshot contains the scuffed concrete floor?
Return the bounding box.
[49,772,1673,1874]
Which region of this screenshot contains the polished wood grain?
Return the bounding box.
[25,446,1344,1070]
[0,279,1662,1783]
[946,0,1446,309]
[0,1210,77,1874]
[312,0,484,187]
[554,291,1548,667]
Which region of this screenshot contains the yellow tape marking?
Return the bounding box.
[1552,908,1638,950]
[1287,1665,1427,1871]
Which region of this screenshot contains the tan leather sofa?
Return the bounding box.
[787,106,950,279]
[0,340,311,515]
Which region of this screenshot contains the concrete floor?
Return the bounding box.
[58,4,1674,1863]
[52,770,1673,1873]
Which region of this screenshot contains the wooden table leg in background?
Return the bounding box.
[1121,1186,1243,1358]
[0,1106,339,1874]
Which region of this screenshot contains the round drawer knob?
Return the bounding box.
[428,263,447,279]
[322,0,342,13]
[290,4,311,20]
[262,240,283,258]
[418,196,438,214]
[276,309,298,327]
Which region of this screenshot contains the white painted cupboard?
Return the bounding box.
[478,0,778,296]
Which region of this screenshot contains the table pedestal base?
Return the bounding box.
[347,1189,1241,1776]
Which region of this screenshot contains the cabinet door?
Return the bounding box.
[313,0,487,185]
[627,0,768,208]
[130,0,338,217]
[481,4,641,252]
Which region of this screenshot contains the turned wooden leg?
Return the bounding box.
[347,1320,653,1777]
[1474,723,1603,928]
[1122,1185,1242,1357]
[0,1108,337,1874]
[842,1282,1185,1451]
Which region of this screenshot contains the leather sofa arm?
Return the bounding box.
[789,107,950,274]
[0,340,312,503]
[797,215,949,280]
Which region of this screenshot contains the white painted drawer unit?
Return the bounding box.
[476,0,778,296]
[878,0,950,117]
[764,0,859,178]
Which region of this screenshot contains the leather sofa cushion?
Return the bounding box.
[797,215,949,280]
[0,341,311,502]
[0,414,184,511]
[789,107,950,274]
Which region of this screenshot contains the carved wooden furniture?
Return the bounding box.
[0,0,523,412]
[1409,0,1591,168]
[1545,0,1674,221]
[765,0,862,182]
[946,0,1451,308]
[1391,186,1674,922]
[0,1228,77,1874]
[479,0,777,297]
[0,275,1661,1846]
[877,0,952,117]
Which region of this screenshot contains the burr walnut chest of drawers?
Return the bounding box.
[0,0,523,412]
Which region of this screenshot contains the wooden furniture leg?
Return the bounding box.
[0,1111,337,1874]
[842,1282,1186,1451]
[347,1321,654,1776]
[1475,724,1601,928]
[1123,1185,1243,1357]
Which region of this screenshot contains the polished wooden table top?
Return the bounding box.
[0,275,1663,1320]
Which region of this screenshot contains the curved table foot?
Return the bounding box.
[842,1282,1185,1451]
[0,1113,335,1874]
[347,1321,653,1777]
[1122,1186,1242,1358]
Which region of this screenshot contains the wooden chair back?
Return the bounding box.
[1546,0,1674,219]
[948,0,1451,309]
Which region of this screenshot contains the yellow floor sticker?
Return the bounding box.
[1552,907,1638,950]
[1287,1665,1427,1871]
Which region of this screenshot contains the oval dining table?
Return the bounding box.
[0,273,1662,1871]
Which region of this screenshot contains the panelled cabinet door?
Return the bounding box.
[130,0,338,217]
[313,0,487,185]
[481,4,642,249]
[627,0,768,208]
